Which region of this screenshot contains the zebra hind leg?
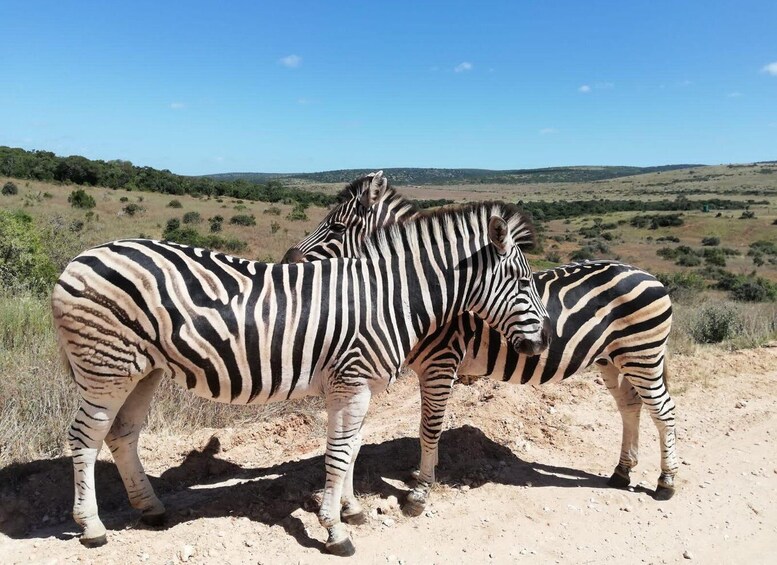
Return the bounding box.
[70,379,136,547]
[600,361,642,490]
[339,429,366,525]
[622,357,678,500]
[104,369,166,526]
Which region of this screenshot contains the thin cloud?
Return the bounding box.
[539,128,558,135]
[279,54,302,68]
[454,62,473,73]
[727,92,742,98]
[761,61,777,76]
[169,102,186,110]
[578,84,591,93]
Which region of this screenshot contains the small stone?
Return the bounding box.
[460,485,470,492]
[244,539,254,547]
[735,401,747,409]
[179,545,195,562]
[140,553,150,562]
[386,495,399,508]
[683,549,693,560]
[382,518,395,527]
[620,506,632,512]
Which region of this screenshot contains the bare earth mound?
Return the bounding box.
[2,345,776,564]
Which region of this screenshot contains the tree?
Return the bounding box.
[68,189,96,209]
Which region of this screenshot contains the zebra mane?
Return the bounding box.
[335,174,419,215]
[362,201,535,258]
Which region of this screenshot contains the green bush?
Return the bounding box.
[630,213,684,229]
[2,181,18,195]
[230,214,257,226]
[701,236,720,246]
[119,196,129,202]
[287,202,309,222]
[167,199,183,208]
[0,210,58,295]
[183,211,202,224]
[677,253,702,267]
[739,211,756,219]
[209,215,223,233]
[67,188,96,209]
[264,206,282,216]
[688,303,743,344]
[123,203,145,216]
[270,221,281,234]
[656,271,706,297]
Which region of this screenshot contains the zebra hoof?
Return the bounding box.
[402,498,425,517]
[79,534,107,548]
[654,485,675,501]
[141,511,166,527]
[341,511,367,525]
[326,536,356,557]
[607,471,631,489]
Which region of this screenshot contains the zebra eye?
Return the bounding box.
[330,223,346,234]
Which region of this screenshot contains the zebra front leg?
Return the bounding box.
[623,359,678,500]
[403,367,456,517]
[600,362,642,489]
[70,384,134,547]
[104,370,166,526]
[320,388,372,556]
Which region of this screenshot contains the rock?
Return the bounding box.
[245,539,255,548]
[735,401,747,409]
[594,377,604,385]
[683,549,693,560]
[178,545,195,562]
[382,518,396,527]
[386,495,399,508]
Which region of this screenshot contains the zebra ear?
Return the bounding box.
[488,215,513,255]
[359,170,388,209]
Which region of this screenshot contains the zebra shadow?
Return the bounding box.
[0,425,632,550]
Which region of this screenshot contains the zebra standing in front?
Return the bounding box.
[52,200,550,555]
[284,172,679,516]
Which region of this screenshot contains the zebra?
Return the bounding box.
[52,199,551,556]
[283,171,678,516]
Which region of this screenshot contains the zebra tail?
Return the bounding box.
[662,356,670,394]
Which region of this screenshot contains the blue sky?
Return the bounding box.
[1,1,776,175]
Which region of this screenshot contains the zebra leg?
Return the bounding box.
[70,382,135,547]
[104,370,166,526]
[339,429,366,525]
[319,388,372,556]
[622,359,678,500]
[600,362,642,489]
[403,367,456,517]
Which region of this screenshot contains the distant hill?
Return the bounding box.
[206,164,704,186]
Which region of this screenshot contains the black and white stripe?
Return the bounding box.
[284,173,678,516]
[53,197,550,554]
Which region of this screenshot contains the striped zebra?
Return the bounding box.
[284,172,678,516]
[52,200,550,555]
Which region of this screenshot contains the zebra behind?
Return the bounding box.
[52,200,550,555]
[284,172,678,516]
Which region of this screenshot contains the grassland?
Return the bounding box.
[1,162,776,467]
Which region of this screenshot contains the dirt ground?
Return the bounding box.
[2,344,776,564]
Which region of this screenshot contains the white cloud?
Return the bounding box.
[727,91,742,98]
[454,62,473,73]
[279,54,302,68]
[761,61,777,76]
[578,84,591,93]
[169,102,186,110]
[539,128,558,135]
[297,98,312,105]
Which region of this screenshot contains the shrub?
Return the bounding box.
[287,203,309,222]
[67,189,96,209]
[739,211,756,219]
[688,304,743,344]
[2,181,18,195]
[270,221,281,234]
[701,236,720,246]
[656,235,680,243]
[677,254,702,267]
[0,210,58,295]
[119,196,129,202]
[209,215,223,233]
[656,271,706,297]
[630,213,684,229]
[230,214,256,226]
[183,211,202,224]
[731,278,777,302]
[264,206,282,216]
[123,203,144,216]
[167,199,183,208]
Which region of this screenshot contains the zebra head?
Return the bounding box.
[281,170,417,263]
[470,205,552,356]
